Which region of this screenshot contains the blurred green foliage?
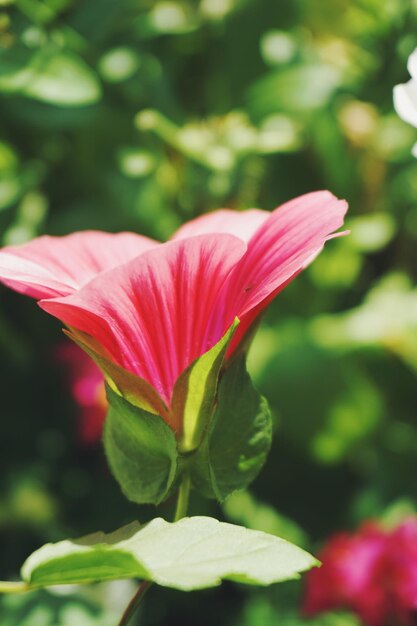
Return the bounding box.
[1,0,417,624]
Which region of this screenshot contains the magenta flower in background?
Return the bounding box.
[303,518,417,626]
[56,343,106,445]
[0,191,347,432]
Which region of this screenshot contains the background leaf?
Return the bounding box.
[0,47,101,106]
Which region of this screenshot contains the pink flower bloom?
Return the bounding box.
[0,191,347,432]
[56,343,107,445]
[0,231,157,299]
[303,518,417,626]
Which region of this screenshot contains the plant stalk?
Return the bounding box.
[117,580,152,626]
[117,474,191,626]
[174,472,191,522]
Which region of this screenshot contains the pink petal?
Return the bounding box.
[172,208,269,243]
[217,191,348,350]
[41,234,247,405]
[0,231,158,299]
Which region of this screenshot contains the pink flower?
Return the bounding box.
[0,230,157,299]
[0,191,347,432]
[56,343,107,445]
[303,518,417,626]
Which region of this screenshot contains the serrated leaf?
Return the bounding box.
[104,388,178,505]
[191,356,272,500]
[172,319,239,452]
[15,517,318,591]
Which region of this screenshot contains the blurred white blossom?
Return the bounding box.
[394,48,417,156]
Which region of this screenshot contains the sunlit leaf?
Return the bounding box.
[13,517,318,591]
[0,46,101,106]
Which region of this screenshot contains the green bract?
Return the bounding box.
[190,356,273,500]
[102,319,271,505]
[172,319,239,452]
[104,388,178,505]
[1,517,318,592]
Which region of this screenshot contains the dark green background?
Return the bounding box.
[1,0,417,624]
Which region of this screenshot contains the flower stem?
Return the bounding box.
[117,475,191,626]
[117,580,152,626]
[174,473,191,522]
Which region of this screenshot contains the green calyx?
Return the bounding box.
[188,355,273,501]
[172,318,239,453]
[78,319,272,506]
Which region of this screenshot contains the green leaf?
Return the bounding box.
[247,63,341,119]
[0,46,101,106]
[190,357,272,501]
[13,517,318,591]
[172,319,239,452]
[104,388,178,505]
[224,491,308,547]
